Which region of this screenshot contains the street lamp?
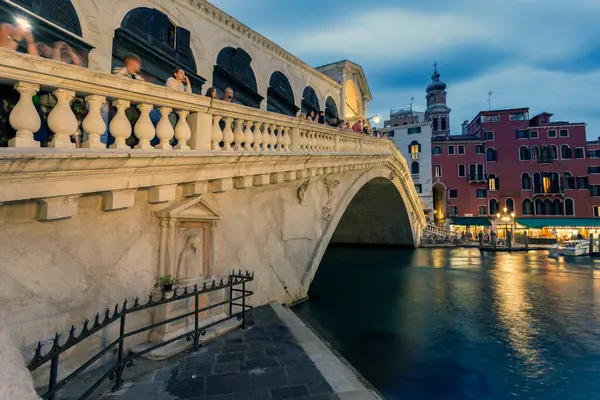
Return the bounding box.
[496,207,515,240]
[367,115,381,124]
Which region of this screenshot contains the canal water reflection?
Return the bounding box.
[294,246,600,400]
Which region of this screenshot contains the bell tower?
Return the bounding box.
[425,63,451,137]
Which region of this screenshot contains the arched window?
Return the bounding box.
[11,0,82,36]
[535,199,543,215]
[522,173,531,190]
[115,8,202,86]
[409,141,421,155]
[563,172,574,190]
[301,86,320,115]
[540,145,549,161]
[411,162,420,174]
[550,145,559,160]
[506,198,515,213]
[267,71,298,116]
[441,117,447,131]
[488,174,499,191]
[522,199,534,215]
[519,146,531,161]
[487,148,497,162]
[533,172,542,193]
[565,198,575,216]
[489,199,499,215]
[325,97,339,123]
[213,47,261,108]
[531,146,540,160]
[543,199,552,215]
[553,199,564,215]
[433,118,438,131]
[561,144,572,159]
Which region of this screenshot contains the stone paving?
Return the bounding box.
[75,305,338,400]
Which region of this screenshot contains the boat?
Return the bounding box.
[550,240,591,257]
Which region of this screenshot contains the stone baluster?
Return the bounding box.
[109,99,132,149]
[81,95,107,149]
[276,125,285,152]
[174,110,191,150]
[252,121,263,151]
[48,89,78,148]
[211,115,223,150]
[222,117,234,150]
[284,126,291,151]
[233,119,245,151]
[316,132,323,152]
[299,130,306,151]
[155,107,174,150]
[309,131,316,151]
[133,104,155,150]
[243,120,254,151]
[271,125,279,150]
[263,124,272,151]
[8,82,41,147]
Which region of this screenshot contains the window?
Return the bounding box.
[448,145,455,155]
[561,145,572,159]
[506,198,515,212]
[510,112,526,121]
[433,146,442,155]
[589,166,600,174]
[523,199,534,216]
[482,115,500,123]
[408,127,421,134]
[516,129,529,139]
[478,206,488,216]
[484,131,495,140]
[575,148,585,159]
[543,175,552,193]
[489,199,499,215]
[595,206,600,218]
[458,145,465,155]
[411,162,420,175]
[476,189,487,198]
[531,146,540,160]
[519,146,531,161]
[469,164,485,181]
[449,189,458,199]
[550,145,558,160]
[458,165,466,177]
[476,145,485,154]
[488,174,499,191]
[434,165,442,178]
[449,206,459,216]
[577,176,589,189]
[591,185,600,197]
[589,150,600,158]
[541,117,548,123]
[563,173,575,190]
[548,130,557,138]
[565,198,575,216]
[441,118,447,131]
[522,173,531,190]
[409,141,421,154]
[559,129,569,137]
[530,130,539,139]
[415,184,422,194]
[486,148,497,162]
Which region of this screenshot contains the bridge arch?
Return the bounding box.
[301,167,421,290]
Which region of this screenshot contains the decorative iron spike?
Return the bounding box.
[82,319,90,333]
[203,282,207,290]
[148,294,154,304]
[93,312,100,327]
[69,325,76,340]
[114,303,119,317]
[34,341,43,359]
[103,308,110,323]
[211,280,216,289]
[238,269,242,276]
[194,283,198,292]
[52,333,61,349]
[173,287,179,297]
[123,299,128,312]
[220,278,224,286]
[184,285,189,295]
[134,297,140,308]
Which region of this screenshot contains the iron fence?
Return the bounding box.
[27,270,254,400]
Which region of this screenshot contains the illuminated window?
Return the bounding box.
[488,174,498,191]
[543,176,551,193]
[478,206,488,216]
[594,206,600,217]
[434,165,442,177]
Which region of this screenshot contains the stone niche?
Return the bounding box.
[147,195,223,350]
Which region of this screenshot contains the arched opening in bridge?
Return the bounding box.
[329,177,415,247]
[432,182,446,224]
[325,96,339,124]
[113,7,204,88]
[301,86,320,116]
[213,47,263,108]
[267,71,298,116]
[344,79,362,122]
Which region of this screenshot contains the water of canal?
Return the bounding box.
[294,247,600,400]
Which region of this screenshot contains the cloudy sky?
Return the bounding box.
[211,0,600,138]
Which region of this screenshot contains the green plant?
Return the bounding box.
[157,275,174,290]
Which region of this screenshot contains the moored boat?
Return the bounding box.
[550,240,591,257]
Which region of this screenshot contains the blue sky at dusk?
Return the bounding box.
[211,0,600,138]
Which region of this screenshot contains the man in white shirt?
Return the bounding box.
[166,68,192,93]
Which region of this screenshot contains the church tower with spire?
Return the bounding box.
[425,63,451,137]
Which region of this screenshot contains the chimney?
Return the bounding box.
[461,120,469,135]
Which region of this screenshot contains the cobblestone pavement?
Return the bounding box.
[81,305,338,400]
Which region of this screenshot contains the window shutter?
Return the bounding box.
[418,144,422,152]
[496,177,500,190]
[150,9,169,41]
[176,27,191,54]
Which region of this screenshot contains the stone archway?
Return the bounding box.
[344,79,362,122]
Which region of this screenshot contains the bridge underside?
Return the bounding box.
[330,177,415,247]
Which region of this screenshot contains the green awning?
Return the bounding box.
[515,218,600,229]
[449,217,492,226]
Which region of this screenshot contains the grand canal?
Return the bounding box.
[295,247,600,400]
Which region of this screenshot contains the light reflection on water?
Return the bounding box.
[294,247,600,400]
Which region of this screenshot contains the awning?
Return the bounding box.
[449,217,492,226]
[515,218,600,229]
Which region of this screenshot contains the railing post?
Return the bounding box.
[241,278,246,329]
[194,291,200,351]
[228,275,233,317]
[47,355,59,400]
[8,82,41,148]
[188,111,213,150]
[115,311,126,390]
[334,134,340,152]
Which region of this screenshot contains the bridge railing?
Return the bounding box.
[0,49,387,154]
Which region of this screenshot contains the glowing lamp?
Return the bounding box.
[15,17,31,30]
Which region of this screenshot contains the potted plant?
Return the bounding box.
[157,275,174,292]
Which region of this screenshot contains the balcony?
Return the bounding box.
[469,174,486,183]
[410,153,420,160]
[533,186,564,197]
[411,174,420,181]
[537,157,556,164]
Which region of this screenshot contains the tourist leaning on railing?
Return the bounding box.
[166,68,192,94]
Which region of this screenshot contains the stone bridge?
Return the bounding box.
[0,50,425,355]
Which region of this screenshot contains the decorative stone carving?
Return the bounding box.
[322,178,341,221]
[176,234,204,280]
[297,179,310,204]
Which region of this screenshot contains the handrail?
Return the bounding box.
[27,270,254,400]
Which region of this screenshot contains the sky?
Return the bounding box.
[210,0,600,138]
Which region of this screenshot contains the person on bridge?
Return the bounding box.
[166,68,192,94]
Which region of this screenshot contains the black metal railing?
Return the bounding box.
[28,271,254,400]
[533,186,563,195]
